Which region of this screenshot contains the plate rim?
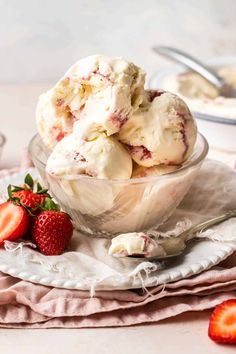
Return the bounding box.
[0,168,236,291]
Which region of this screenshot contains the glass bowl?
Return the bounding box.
[29,133,208,238]
[0,133,6,163]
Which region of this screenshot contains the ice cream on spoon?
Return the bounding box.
[108,232,167,258]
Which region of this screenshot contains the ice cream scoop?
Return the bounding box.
[118,90,197,167]
[108,232,166,257]
[46,130,132,180]
[36,55,145,149]
[36,89,75,149]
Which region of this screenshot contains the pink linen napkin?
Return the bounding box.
[0,153,236,328]
[0,255,236,328]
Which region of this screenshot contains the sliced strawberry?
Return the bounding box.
[0,202,30,245]
[208,299,236,344]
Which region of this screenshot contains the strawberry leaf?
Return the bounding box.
[42,197,60,212]
[11,185,24,192]
[7,184,13,199]
[36,182,49,195]
[9,195,21,206]
[24,174,34,190]
[38,189,49,195]
[36,182,43,193]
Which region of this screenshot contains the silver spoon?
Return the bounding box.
[152,46,236,98]
[123,210,236,261]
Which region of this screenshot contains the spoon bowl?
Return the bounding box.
[124,251,184,262]
[119,210,236,262]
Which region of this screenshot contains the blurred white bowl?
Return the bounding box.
[149,56,236,152]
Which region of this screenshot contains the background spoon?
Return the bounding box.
[152,46,236,97]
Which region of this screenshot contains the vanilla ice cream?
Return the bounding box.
[118,90,197,167]
[36,89,75,149]
[46,128,132,216]
[46,130,132,180]
[108,232,186,257]
[35,54,203,236]
[36,55,145,149]
[108,232,166,257]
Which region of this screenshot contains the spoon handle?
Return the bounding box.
[179,210,236,241]
[152,46,230,95]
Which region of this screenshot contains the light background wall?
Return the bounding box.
[0,0,236,167]
[1,0,236,83]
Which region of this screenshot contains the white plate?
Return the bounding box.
[0,167,236,291]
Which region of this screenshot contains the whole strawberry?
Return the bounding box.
[8,173,49,215]
[31,198,73,256]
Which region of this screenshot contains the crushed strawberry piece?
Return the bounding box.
[128,145,152,161]
[55,98,64,107]
[110,113,129,129]
[73,152,87,162]
[147,89,165,102]
[177,112,189,157]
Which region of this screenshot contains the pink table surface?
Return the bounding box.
[0,84,235,353]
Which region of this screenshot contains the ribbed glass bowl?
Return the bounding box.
[29,133,208,238]
[0,133,6,164]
